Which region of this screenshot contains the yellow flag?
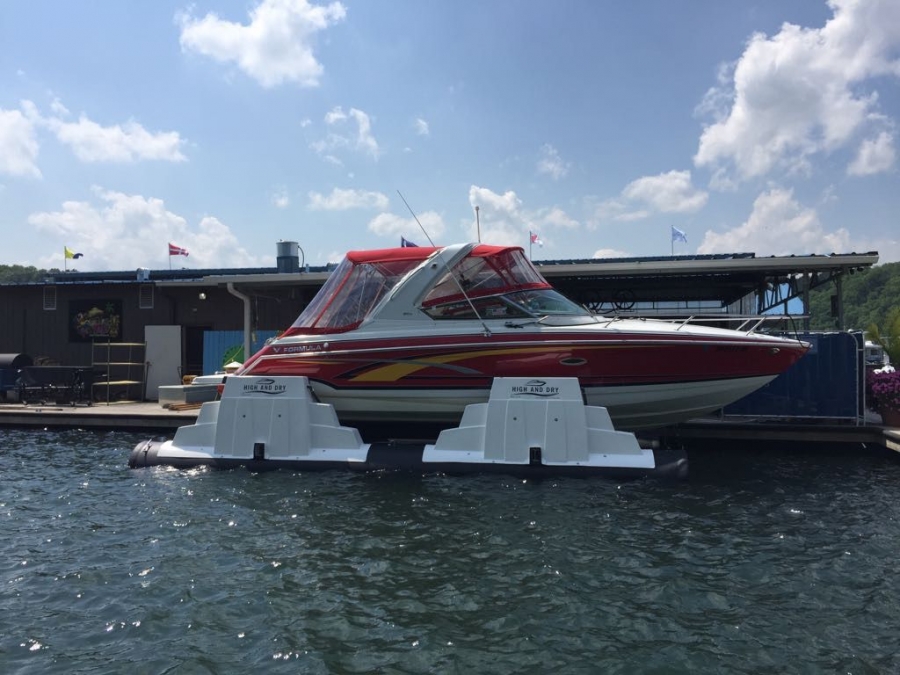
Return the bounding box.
[65,246,83,259]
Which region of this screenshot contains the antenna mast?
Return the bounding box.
[397,191,492,337]
[475,205,481,243]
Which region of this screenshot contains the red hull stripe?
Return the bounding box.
[246,340,806,387]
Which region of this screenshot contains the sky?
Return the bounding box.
[1,0,898,271]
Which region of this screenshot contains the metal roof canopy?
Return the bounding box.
[40,250,879,315]
[535,251,879,314]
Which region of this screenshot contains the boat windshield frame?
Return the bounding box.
[287,251,434,334]
[420,247,548,307]
[283,244,583,334]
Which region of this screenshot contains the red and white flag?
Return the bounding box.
[168,242,189,256]
[530,232,543,247]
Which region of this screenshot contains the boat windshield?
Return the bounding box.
[421,249,591,320]
[421,247,548,306]
[423,289,591,320]
[284,245,588,334]
[288,254,429,333]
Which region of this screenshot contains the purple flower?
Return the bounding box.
[868,366,900,413]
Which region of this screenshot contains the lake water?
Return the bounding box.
[2,428,899,674]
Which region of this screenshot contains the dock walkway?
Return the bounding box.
[0,401,898,455]
[0,401,200,431]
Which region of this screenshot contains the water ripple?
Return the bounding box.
[1,430,899,673]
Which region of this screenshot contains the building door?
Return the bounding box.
[144,325,182,400]
[184,326,209,377]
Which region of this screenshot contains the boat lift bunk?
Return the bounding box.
[130,375,687,479]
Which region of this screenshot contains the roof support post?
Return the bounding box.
[834,274,845,331]
[227,283,252,363]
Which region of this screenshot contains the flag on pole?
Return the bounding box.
[64,246,84,259]
[530,232,544,247]
[400,237,418,247]
[168,242,189,256]
[671,226,687,244]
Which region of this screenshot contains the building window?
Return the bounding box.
[43,286,57,311]
[139,285,154,310]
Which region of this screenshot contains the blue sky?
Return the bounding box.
[1,0,898,271]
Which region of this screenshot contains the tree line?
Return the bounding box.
[809,260,900,362]
[0,265,62,283]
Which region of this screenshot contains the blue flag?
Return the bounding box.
[671,226,687,244]
[401,237,418,247]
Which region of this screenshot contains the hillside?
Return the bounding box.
[808,261,900,335]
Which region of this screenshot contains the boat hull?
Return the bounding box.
[241,329,807,430]
[302,374,775,429]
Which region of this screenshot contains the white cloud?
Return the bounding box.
[307,188,389,210]
[622,170,708,213]
[536,206,579,230]
[367,211,444,241]
[177,0,346,88]
[695,0,900,183]
[873,238,900,264]
[49,97,70,117]
[311,106,379,159]
[467,185,580,247]
[324,107,347,125]
[3,99,185,167]
[593,248,629,258]
[591,170,707,223]
[848,131,896,175]
[470,185,522,215]
[29,187,262,269]
[272,188,290,209]
[536,144,569,180]
[615,210,651,223]
[0,108,41,177]
[414,118,429,136]
[697,187,851,256]
[468,185,528,245]
[45,114,187,163]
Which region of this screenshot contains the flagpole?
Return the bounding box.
[529,231,532,260]
[64,247,67,271]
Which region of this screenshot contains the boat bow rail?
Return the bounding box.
[655,313,808,337]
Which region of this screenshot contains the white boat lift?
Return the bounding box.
[130,375,687,479]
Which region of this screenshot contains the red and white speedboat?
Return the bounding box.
[237,243,809,430]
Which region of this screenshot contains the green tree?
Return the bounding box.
[0,265,57,283]
[867,307,900,365]
[809,261,900,334]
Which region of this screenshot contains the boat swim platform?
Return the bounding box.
[0,401,897,456]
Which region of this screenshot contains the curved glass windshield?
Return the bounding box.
[504,289,592,316]
[424,289,590,320]
[421,248,546,307]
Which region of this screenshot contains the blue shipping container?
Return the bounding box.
[724,331,864,421]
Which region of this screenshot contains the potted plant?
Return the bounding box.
[868,365,900,427]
